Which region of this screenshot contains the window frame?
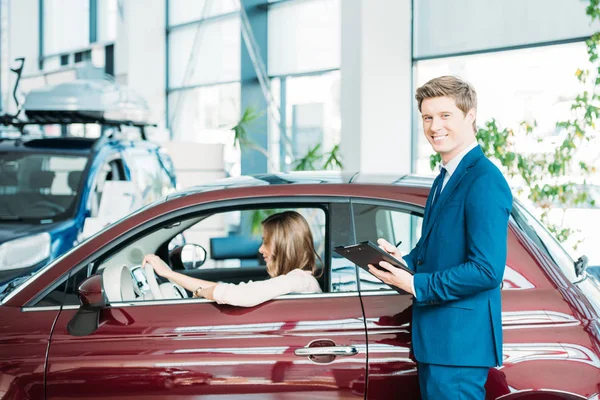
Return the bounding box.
[349,197,424,295]
[26,196,355,309]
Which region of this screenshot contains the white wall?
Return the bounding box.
[340,0,413,175]
[415,0,600,59]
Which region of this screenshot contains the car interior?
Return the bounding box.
[46,207,327,306]
[34,201,421,308]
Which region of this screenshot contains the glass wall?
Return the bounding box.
[168,0,237,26]
[269,71,340,170]
[267,0,341,171]
[168,16,240,89]
[43,0,90,55]
[167,1,241,175]
[97,0,118,43]
[42,0,117,71]
[267,0,340,76]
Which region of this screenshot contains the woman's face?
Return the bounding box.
[259,233,275,270]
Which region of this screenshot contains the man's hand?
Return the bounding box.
[367,238,414,295]
[377,238,403,259]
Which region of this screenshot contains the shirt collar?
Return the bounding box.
[440,140,478,177]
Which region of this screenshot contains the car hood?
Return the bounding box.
[0,222,65,245]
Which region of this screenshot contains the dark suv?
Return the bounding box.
[0,134,176,289]
[0,75,177,292]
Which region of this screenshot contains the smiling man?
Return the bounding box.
[368,76,513,399]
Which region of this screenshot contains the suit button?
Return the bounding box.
[417,259,423,266]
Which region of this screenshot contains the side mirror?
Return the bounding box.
[170,244,207,270]
[67,274,107,337]
[575,255,589,277]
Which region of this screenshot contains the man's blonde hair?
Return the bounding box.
[415,75,478,132]
[261,211,322,278]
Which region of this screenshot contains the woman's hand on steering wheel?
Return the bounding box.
[142,254,172,279]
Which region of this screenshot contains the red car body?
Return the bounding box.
[1,172,600,399]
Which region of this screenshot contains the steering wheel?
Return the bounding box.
[31,200,66,214]
[143,263,188,300]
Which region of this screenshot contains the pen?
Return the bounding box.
[396,240,402,248]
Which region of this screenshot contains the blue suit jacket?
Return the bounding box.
[403,145,512,368]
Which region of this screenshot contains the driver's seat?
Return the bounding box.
[102,264,137,302]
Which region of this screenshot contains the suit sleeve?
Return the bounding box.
[412,173,512,304]
[403,250,416,272]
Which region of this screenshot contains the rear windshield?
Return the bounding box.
[0,152,89,221]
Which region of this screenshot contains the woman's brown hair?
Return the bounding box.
[261,211,322,277]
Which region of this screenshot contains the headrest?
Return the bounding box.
[102,264,136,302]
[68,170,83,193]
[210,236,262,260]
[29,170,55,189]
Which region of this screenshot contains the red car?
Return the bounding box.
[1,172,600,399]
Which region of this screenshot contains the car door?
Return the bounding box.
[351,199,422,399]
[44,200,369,399]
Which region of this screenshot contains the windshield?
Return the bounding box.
[0,152,89,221]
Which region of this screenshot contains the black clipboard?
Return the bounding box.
[333,240,414,276]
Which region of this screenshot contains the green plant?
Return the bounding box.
[230,106,268,159]
[429,0,600,248]
[292,143,343,171]
[231,107,343,234]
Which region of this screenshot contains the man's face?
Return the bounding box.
[420,96,476,163]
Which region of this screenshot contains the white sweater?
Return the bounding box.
[212,268,322,307]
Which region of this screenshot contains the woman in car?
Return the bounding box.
[143,211,323,307]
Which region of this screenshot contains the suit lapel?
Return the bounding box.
[421,146,484,242]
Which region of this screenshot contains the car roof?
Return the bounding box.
[166,171,435,200]
[0,135,157,155]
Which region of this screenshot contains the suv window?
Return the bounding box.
[352,202,422,292]
[511,201,577,282]
[0,152,88,221]
[125,149,175,204]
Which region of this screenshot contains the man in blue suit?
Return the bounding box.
[369,76,512,399]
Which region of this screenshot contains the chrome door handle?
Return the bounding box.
[294,346,358,357]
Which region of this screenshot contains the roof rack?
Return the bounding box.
[0,58,156,141]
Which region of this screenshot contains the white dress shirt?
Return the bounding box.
[213,268,322,307]
[412,140,479,298]
[439,140,479,192]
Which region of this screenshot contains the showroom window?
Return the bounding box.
[43,0,90,55]
[167,1,242,173]
[168,0,237,27]
[97,0,118,43]
[266,0,341,172]
[168,16,241,89]
[269,71,340,171]
[413,42,591,175]
[267,0,340,77]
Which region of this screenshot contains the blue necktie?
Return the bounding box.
[431,167,447,208]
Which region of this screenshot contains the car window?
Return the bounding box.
[37,205,334,307]
[511,201,578,282]
[87,157,126,218]
[0,152,88,221]
[351,201,422,292]
[172,208,326,270]
[125,149,175,204]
